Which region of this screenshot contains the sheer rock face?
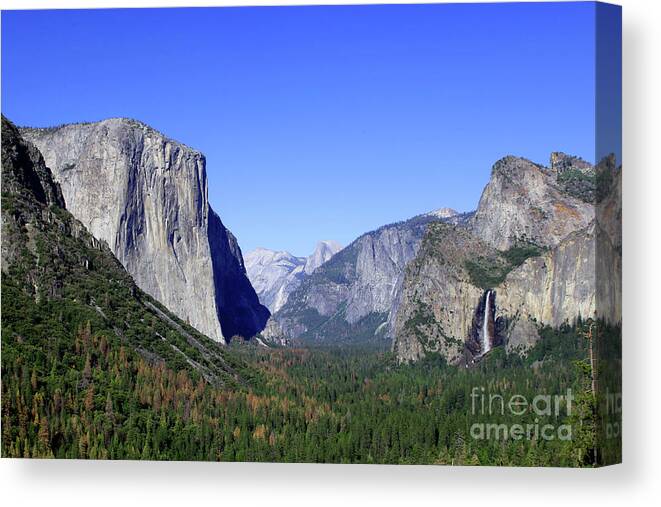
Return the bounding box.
[391,223,491,364]
[392,221,599,363]
[470,156,594,250]
[244,240,341,313]
[496,223,597,353]
[21,118,268,343]
[344,225,422,325]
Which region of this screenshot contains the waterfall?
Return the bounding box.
[482,290,492,354]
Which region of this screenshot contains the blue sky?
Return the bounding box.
[2,3,611,256]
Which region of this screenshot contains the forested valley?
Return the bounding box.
[2,289,612,467]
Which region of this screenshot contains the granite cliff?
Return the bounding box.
[21,118,269,343]
[391,222,495,363]
[470,154,594,250]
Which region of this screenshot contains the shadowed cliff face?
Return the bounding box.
[208,209,270,340]
[21,118,268,343]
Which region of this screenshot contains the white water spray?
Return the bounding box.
[482,290,492,354]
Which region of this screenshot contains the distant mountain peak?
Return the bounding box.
[425,207,460,219]
[317,239,343,249]
[304,240,343,274]
[244,248,305,266]
[245,240,342,312]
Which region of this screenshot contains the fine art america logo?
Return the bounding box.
[470,386,574,441]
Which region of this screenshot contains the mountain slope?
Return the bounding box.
[21,119,268,343]
[264,210,465,344]
[244,240,342,313]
